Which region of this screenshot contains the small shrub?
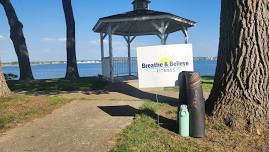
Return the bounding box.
[0,116,15,128]
[49,96,65,106]
[141,100,162,112]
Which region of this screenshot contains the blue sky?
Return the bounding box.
[0,0,220,62]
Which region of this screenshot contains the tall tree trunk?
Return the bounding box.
[0,0,33,80]
[0,64,11,97]
[206,0,269,133]
[62,0,79,79]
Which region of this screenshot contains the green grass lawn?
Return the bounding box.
[0,95,72,132]
[112,99,269,152]
[7,76,108,94]
[0,76,109,133]
[112,101,216,152]
[164,76,214,93]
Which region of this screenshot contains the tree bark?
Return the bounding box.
[62,0,79,79]
[0,0,34,80]
[0,64,11,97]
[206,0,269,132]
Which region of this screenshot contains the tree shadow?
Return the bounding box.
[105,81,178,106]
[7,76,179,108]
[98,105,139,117]
[201,81,213,85]
[98,104,178,133]
[6,77,109,96]
[201,76,215,80]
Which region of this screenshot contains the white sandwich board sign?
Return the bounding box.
[137,44,194,88]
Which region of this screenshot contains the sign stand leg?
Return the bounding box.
[156,93,160,125]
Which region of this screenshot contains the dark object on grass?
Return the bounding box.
[4,73,18,80]
[179,71,205,138]
[98,74,103,80]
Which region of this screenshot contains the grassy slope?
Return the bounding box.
[112,102,216,152]
[0,95,72,132]
[112,100,269,152]
[0,77,108,133]
[112,77,269,152]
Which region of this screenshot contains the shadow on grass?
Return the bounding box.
[98,105,139,117]
[201,76,214,81]
[201,81,214,85]
[98,104,177,133]
[139,107,177,133]
[106,81,178,106]
[7,76,178,107]
[7,77,109,96]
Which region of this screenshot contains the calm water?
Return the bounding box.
[2,60,216,79]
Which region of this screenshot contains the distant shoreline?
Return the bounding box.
[2,60,102,67]
[1,57,217,67]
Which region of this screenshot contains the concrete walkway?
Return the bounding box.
[0,78,179,152]
[0,99,142,152]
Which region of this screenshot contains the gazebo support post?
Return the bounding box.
[124,35,136,76]
[152,20,170,45]
[157,33,169,45]
[100,33,107,76]
[182,27,189,44]
[107,24,120,82]
[108,25,113,82]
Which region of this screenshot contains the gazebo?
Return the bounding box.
[93,0,196,82]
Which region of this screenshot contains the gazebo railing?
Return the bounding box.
[102,57,138,78]
[113,57,138,76]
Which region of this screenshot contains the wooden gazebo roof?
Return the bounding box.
[93,9,196,36]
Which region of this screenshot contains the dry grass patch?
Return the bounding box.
[0,95,72,133]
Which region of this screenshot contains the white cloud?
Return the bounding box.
[41,37,66,42]
[88,40,99,45]
[57,38,66,42]
[40,48,52,53]
[88,39,108,45]
[0,35,6,40]
[88,39,127,46]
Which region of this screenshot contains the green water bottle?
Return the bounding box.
[179,105,189,137]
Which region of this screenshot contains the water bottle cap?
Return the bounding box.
[180,104,188,110]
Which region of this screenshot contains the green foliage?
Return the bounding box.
[141,100,162,112]
[0,116,15,129]
[49,96,66,106]
[201,76,214,93]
